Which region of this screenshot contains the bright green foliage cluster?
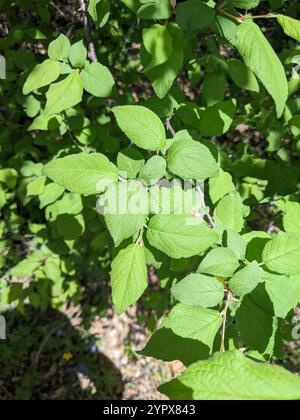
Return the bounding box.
[1,0,300,400]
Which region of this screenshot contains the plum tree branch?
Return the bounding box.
[196,185,216,229]
[165,117,176,137]
[220,291,232,353]
[78,0,98,62]
[216,9,277,23]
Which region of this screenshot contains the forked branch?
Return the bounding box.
[78,0,98,62]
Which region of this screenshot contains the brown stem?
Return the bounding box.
[78,0,98,62]
[249,13,277,19]
[195,185,216,229]
[217,9,277,24]
[220,291,233,353]
[216,9,244,23]
[165,117,176,137]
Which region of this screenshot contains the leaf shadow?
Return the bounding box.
[0,307,124,400]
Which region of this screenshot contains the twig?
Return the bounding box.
[135,226,145,246]
[220,291,233,353]
[50,2,65,18]
[32,321,68,371]
[216,9,244,23]
[0,383,15,400]
[62,112,80,146]
[78,0,98,62]
[165,117,176,137]
[195,185,216,228]
[120,19,137,56]
[216,9,277,23]
[249,13,277,19]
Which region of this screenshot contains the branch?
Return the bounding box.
[248,13,277,19]
[220,291,239,352]
[216,9,244,23]
[165,117,176,137]
[78,0,98,62]
[195,185,216,229]
[220,291,232,353]
[216,7,277,24]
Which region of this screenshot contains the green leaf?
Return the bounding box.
[283,201,300,233]
[143,23,184,98]
[143,94,174,117]
[244,230,271,262]
[44,259,61,280]
[236,20,288,118]
[214,192,244,233]
[81,62,115,97]
[209,169,235,204]
[68,40,87,69]
[202,72,226,107]
[117,148,145,179]
[111,244,147,314]
[137,0,171,20]
[88,0,110,28]
[262,232,300,275]
[263,272,296,318]
[28,115,63,131]
[216,14,239,46]
[149,184,201,215]
[197,247,239,278]
[39,183,65,209]
[48,34,71,61]
[27,30,47,41]
[0,189,7,210]
[27,176,46,196]
[98,181,149,246]
[23,59,60,95]
[226,230,246,260]
[229,261,261,297]
[228,0,260,9]
[277,15,300,42]
[120,0,140,13]
[29,291,41,308]
[159,350,300,400]
[140,326,210,365]
[197,100,237,136]
[236,284,276,354]
[46,192,83,220]
[167,138,219,180]
[21,162,43,178]
[176,0,215,36]
[171,273,224,308]
[44,71,83,117]
[163,303,222,351]
[11,259,40,278]
[0,168,18,188]
[147,214,218,259]
[23,94,41,118]
[228,58,260,93]
[56,213,85,240]
[112,105,166,151]
[43,153,118,195]
[170,257,198,273]
[289,274,300,307]
[138,156,166,185]
[142,24,173,73]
